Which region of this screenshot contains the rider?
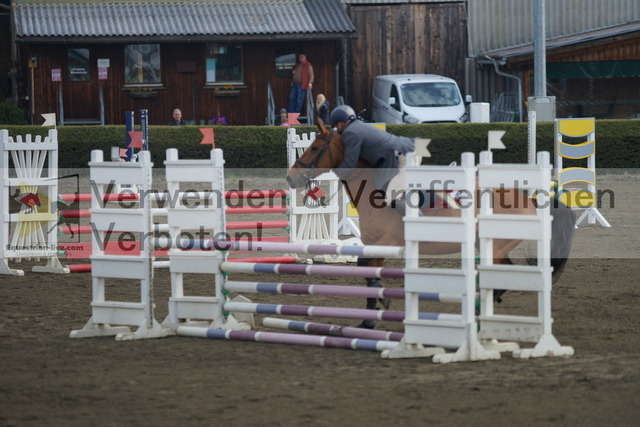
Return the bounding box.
[329,105,418,328]
[329,105,415,194]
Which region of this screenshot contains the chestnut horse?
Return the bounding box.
[285,120,575,327]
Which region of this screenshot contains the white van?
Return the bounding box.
[371,74,468,124]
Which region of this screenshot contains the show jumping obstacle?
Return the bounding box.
[64,145,574,361]
[2,128,370,275]
[0,129,69,275]
[56,191,295,271]
[4,127,575,361]
[168,146,572,361]
[1,131,298,274]
[555,117,610,227]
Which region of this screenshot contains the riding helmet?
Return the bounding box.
[330,105,356,126]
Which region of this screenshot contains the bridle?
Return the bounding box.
[294,129,335,172]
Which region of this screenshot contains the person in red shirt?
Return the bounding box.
[288,54,314,114]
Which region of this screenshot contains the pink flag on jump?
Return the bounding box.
[119,148,128,158]
[200,128,215,145]
[287,113,300,125]
[128,131,143,149]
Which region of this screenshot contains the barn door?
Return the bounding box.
[62,48,102,125]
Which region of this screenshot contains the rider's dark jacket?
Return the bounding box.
[334,119,415,191]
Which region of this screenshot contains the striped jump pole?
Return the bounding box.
[226,206,288,214]
[59,206,289,219]
[262,317,404,342]
[176,326,398,352]
[223,301,461,323]
[224,281,462,303]
[59,221,290,235]
[58,189,289,203]
[211,240,403,258]
[59,209,90,219]
[226,256,298,264]
[220,262,404,279]
[58,193,139,203]
[225,189,289,200]
[225,220,289,230]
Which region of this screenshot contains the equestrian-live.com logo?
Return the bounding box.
[11,173,80,243]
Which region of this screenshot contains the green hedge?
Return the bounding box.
[0,99,29,125]
[2,120,639,169]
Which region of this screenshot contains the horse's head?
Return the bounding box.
[285,118,345,189]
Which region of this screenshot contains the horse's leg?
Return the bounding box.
[356,257,389,329]
[491,238,522,303]
[488,189,534,303]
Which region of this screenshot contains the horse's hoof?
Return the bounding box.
[357,320,376,329]
[493,289,507,303]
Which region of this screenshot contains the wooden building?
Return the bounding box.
[10,0,355,125]
[467,0,640,121]
[341,0,468,119]
[11,0,637,125]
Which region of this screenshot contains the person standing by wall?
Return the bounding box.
[279,108,289,126]
[315,93,330,124]
[288,54,314,114]
[168,108,188,126]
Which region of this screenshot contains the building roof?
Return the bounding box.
[468,0,640,57]
[480,20,640,59]
[12,0,356,42]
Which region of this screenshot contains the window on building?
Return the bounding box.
[124,44,161,85]
[68,48,90,82]
[546,60,640,119]
[206,43,243,84]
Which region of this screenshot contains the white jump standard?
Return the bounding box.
[70,150,168,340]
[0,129,69,275]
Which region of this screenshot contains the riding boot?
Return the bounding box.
[357,296,378,329]
[356,260,389,329]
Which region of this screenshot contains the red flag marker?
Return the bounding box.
[200,128,215,145]
[304,186,326,201]
[128,131,143,149]
[287,113,300,125]
[17,193,41,208]
[119,148,128,158]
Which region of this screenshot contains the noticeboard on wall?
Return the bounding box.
[68,48,90,82]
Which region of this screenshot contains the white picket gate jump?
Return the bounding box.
[0,129,68,275]
[286,128,362,263]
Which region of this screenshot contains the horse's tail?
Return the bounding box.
[528,197,576,282]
